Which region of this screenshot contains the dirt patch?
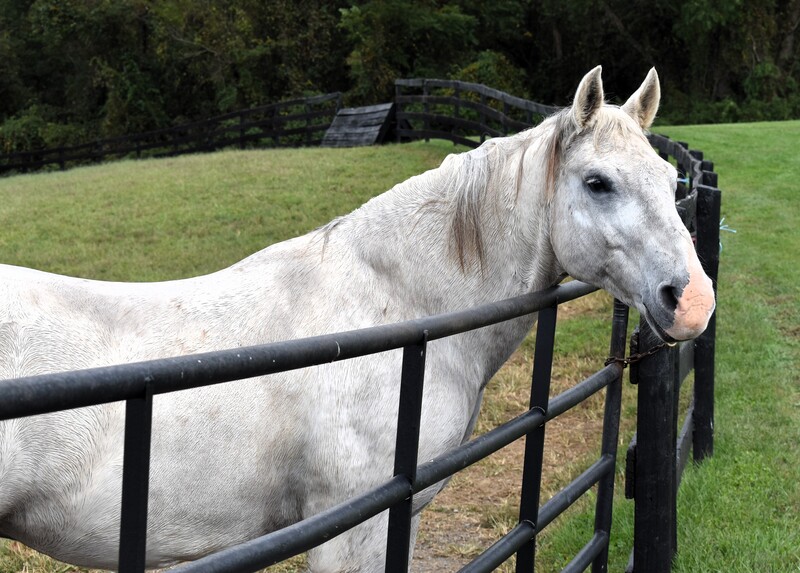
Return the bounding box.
[413,360,610,570]
[413,292,618,571]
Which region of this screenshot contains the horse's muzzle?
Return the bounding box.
[645,258,715,342]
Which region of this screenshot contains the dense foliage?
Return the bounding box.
[1,0,799,152]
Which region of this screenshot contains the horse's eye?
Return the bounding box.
[585,176,610,193]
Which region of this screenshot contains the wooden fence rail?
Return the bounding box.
[395,78,558,147]
[0,93,342,175]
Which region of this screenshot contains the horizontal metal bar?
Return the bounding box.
[536,455,615,532]
[0,281,596,421]
[168,359,613,572]
[545,364,620,421]
[171,476,411,573]
[410,364,616,493]
[560,531,609,573]
[458,456,614,572]
[458,522,535,573]
[415,408,546,491]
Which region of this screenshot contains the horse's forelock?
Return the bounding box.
[544,106,651,194]
[590,106,651,151]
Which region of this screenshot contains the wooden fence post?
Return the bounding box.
[693,183,721,461]
[395,82,402,143]
[423,80,430,143]
[631,322,678,573]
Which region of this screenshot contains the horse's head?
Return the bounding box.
[549,66,715,341]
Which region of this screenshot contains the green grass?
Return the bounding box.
[537,121,800,571]
[662,122,800,572]
[0,142,456,281]
[1,123,798,572]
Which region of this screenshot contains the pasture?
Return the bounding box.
[0,120,798,572]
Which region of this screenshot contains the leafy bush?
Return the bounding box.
[452,50,529,100]
[0,106,90,154]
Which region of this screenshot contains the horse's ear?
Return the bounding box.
[571,66,604,132]
[622,68,661,129]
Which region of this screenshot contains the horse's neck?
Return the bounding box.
[342,131,560,318]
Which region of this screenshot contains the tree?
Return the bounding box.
[340,0,478,103]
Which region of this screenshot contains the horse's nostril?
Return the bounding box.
[658,283,680,313]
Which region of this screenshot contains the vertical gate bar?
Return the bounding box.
[693,184,721,462]
[632,322,676,573]
[118,382,154,573]
[516,305,558,573]
[591,300,629,572]
[385,332,428,573]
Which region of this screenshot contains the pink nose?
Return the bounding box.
[664,255,715,340]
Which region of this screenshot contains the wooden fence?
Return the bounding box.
[394,78,557,146]
[0,93,342,175]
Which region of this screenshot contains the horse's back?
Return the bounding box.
[0,236,410,567]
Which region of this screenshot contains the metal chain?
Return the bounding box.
[604,341,676,369]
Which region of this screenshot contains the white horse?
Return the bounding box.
[0,67,714,571]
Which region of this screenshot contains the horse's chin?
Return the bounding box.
[641,305,678,344]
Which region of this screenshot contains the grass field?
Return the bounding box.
[0,121,798,572]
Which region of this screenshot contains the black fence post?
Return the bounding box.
[516,304,558,572]
[305,102,312,147]
[632,322,677,573]
[395,82,402,143]
[385,333,428,573]
[592,300,629,572]
[423,80,430,143]
[479,93,487,143]
[693,184,721,462]
[118,382,154,573]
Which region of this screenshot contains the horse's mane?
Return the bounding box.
[314,104,648,272]
[441,110,567,272]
